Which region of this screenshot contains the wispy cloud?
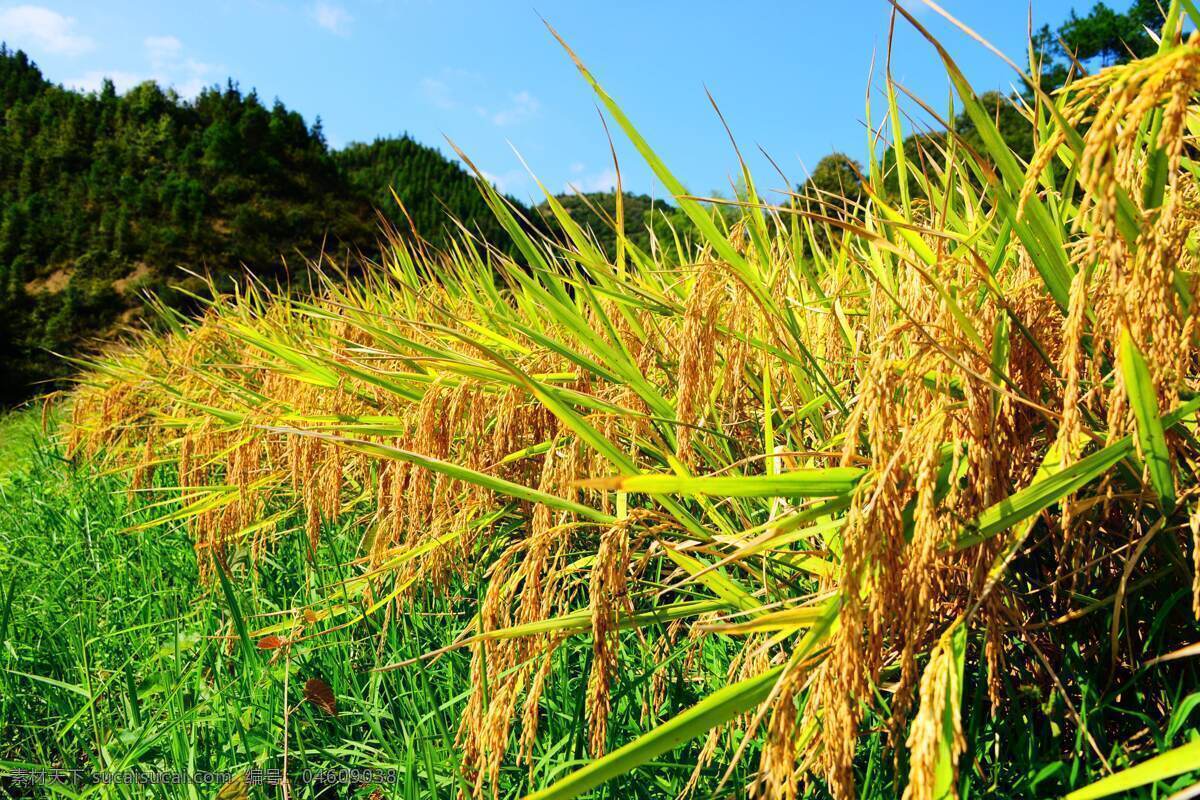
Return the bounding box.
[419,68,485,112]
[66,35,215,98]
[479,168,528,194]
[479,170,506,191]
[67,69,143,93]
[144,35,183,66]
[310,1,352,36]
[142,35,213,96]
[419,72,538,128]
[420,77,457,110]
[565,166,617,193]
[482,90,540,127]
[0,5,93,55]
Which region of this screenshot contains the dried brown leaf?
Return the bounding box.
[304,677,337,717]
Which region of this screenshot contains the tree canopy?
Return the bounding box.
[1039,0,1167,67]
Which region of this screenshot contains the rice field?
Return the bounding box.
[14,3,1200,798]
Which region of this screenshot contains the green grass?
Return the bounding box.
[5,417,1200,799]
[0,414,765,799]
[0,405,52,483]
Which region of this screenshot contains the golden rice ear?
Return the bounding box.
[675,264,722,465]
[902,622,966,800]
[680,725,724,800]
[586,520,632,757]
[573,475,623,491]
[755,663,806,800]
[519,634,566,769]
[55,20,1200,799]
[1191,503,1200,620]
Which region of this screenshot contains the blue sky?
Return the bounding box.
[1,0,1084,202]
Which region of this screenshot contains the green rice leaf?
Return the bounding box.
[664,548,760,615]
[267,426,616,524]
[592,468,865,498]
[932,619,967,800]
[525,664,784,800]
[527,600,839,799]
[1065,740,1200,800]
[474,598,726,642]
[1119,327,1176,512]
[957,396,1200,548]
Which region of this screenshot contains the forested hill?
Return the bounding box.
[0,45,694,404]
[0,47,532,404]
[336,137,516,250]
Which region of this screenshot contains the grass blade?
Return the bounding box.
[1119,327,1176,512]
[587,468,866,498]
[1065,740,1200,800]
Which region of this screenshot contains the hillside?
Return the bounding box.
[12,1,1200,798]
[0,46,371,401]
[60,5,1200,790]
[0,46,692,405]
[337,135,516,250]
[6,0,1126,407]
[532,190,695,257]
[0,49,531,404]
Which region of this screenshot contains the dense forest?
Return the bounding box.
[0,46,371,401]
[337,136,515,251]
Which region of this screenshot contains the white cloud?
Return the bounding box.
[143,35,213,96]
[166,65,212,98]
[565,167,617,194]
[144,35,183,67]
[310,1,352,35]
[66,35,215,98]
[0,5,93,55]
[420,77,456,109]
[480,170,505,191]
[419,69,485,112]
[479,168,527,194]
[419,73,537,128]
[485,90,539,126]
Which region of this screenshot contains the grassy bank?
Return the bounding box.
[0,414,759,799]
[5,411,1199,798]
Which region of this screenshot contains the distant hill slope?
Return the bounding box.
[337,136,516,249]
[0,46,375,401]
[0,46,678,404]
[533,191,678,258]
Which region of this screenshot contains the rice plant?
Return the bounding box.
[60,3,1200,798]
